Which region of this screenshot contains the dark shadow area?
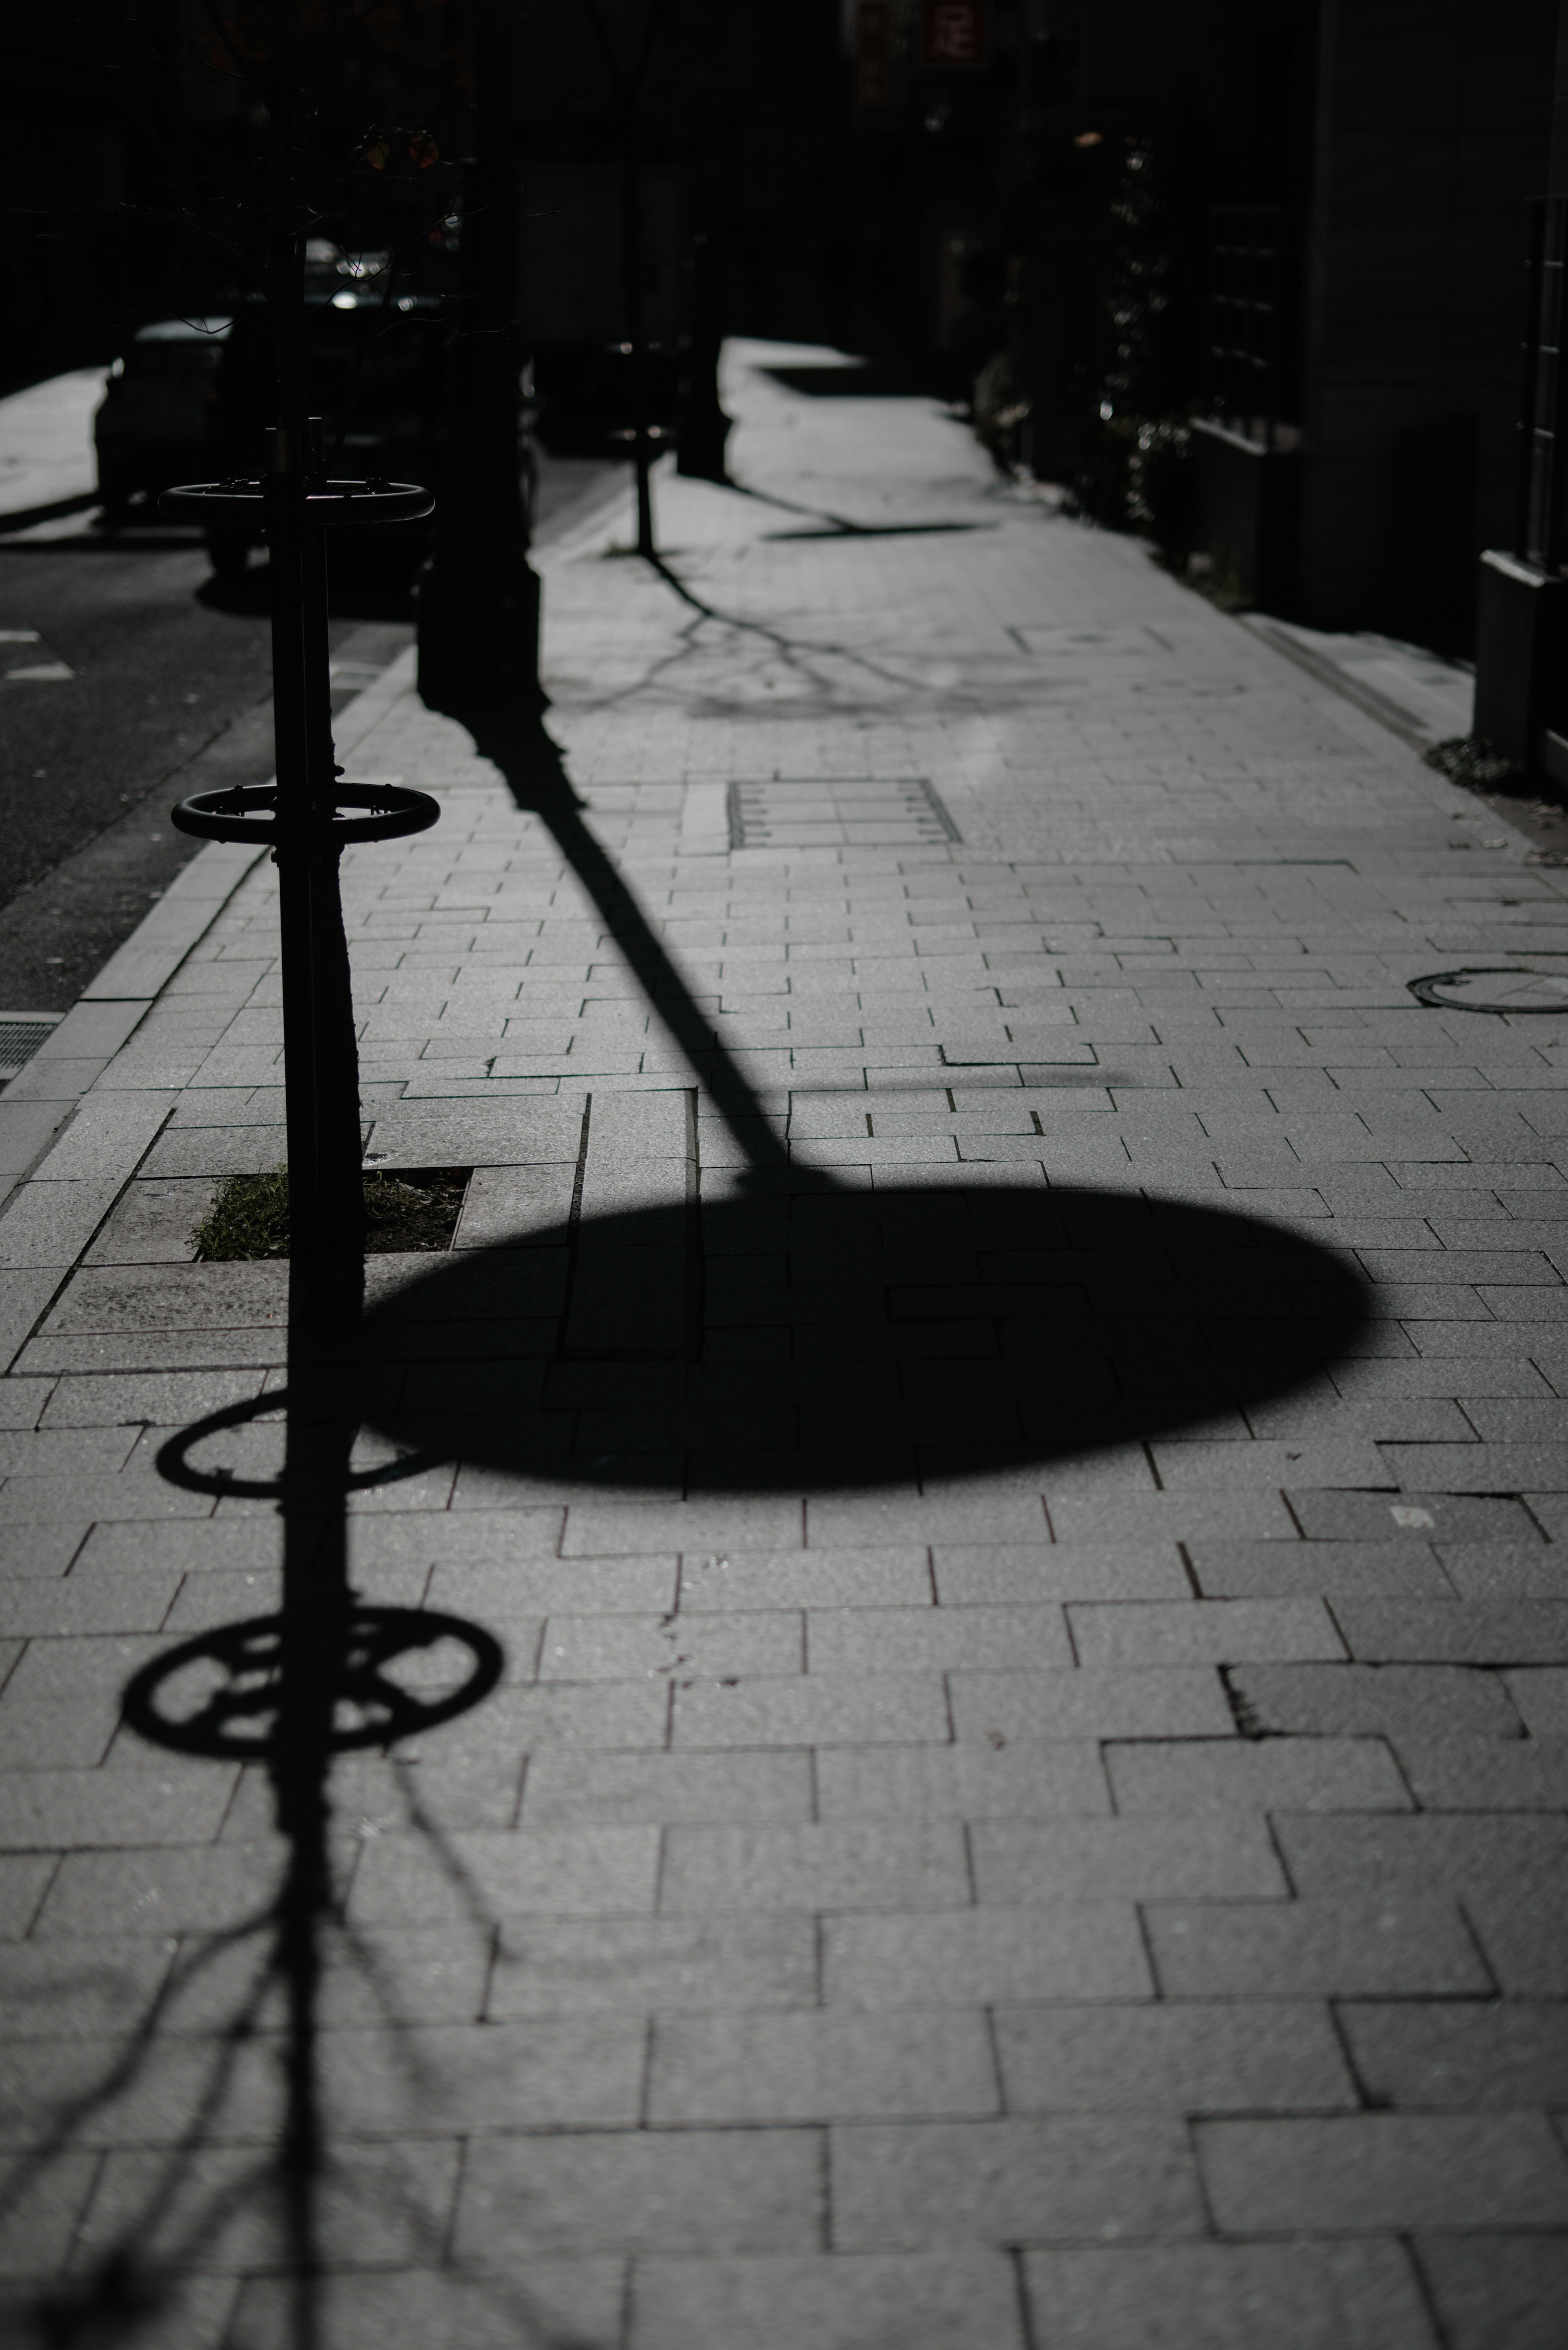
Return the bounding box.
[195,539,424,624]
[362,1179,1369,1492]
[0,526,205,555]
[723,473,981,545]
[761,361,935,397]
[0,491,103,537]
[761,520,985,542]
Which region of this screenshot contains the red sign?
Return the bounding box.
[921,0,987,67]
[858,1,891,110]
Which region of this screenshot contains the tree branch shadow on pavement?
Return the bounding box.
[2,1261,601,2350]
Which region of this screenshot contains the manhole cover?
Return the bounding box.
[0,1015,62,1083]
[728,776,960,850]
[1409,968,1568,1014]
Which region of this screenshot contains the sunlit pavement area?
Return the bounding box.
[2,341,1568,2346]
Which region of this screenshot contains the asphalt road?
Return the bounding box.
[0,517,374,1012]
[0,451,623,1014]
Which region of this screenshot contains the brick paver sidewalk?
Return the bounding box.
[2,340,1568,2346]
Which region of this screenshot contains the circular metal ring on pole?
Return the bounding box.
[122,1607,505,1760]
[171,781,441,847]
[1408,967,1568,1014]
[159,479,436,526]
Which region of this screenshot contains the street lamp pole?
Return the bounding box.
[416,0,543,705]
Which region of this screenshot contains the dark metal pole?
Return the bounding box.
[417,0,543,703]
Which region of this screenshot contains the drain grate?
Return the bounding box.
[728,776,960,851]
[1409,968,1568,1014]
[0,1014,62,1084]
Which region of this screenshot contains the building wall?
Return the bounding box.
[1298,0,1557,644]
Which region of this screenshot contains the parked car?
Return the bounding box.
[94,316,232,526]
[200,288,448,577]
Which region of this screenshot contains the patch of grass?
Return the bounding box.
[192,1166,469,1260]
[192,1166,291,1260]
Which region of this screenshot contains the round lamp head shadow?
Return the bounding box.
[359,1182,1370,1493]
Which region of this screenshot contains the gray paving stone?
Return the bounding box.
[1413,2236,1568,2350]
[1339,2000,1568,2110]
[564,1499,805,1555]
[227,2264,624,2350]
[1229,1661,1522,1740]
[829,2115,1203,2248]
[521,1748,811,1828]
[806,1491,1049,1546]
[1069,1598,1345,1666]
[1457,1881,1568,1994]
[0,1939,175,2041]
[35,1842,283,1939]
[0,1855,55,1942]
[0,1763,237,1850]
[628,2251,1026,2350]
[0,2030,281,2150]
[971,1816,1286,1903]
[1272,1813,1568,1899]
[1394,1735,1568,1807]
[1332,1599,1568,1663]
[1107,1735,1411,1813]
[38,1369,264,1428]
[539,1608,802,1682]
[678,1547,933,1610]
[1435,1542,1568,1597]
[1019,2241,1438,2350]
[1503,1668,1568,1732]
[1144,1895,1490,1997]
[317,2015,646,2132]
[815,1740,1109,1821]
[0,1633,173,1768]
[1290,1491,1544,1544]
[75,1516,278,1576]
[823,1904,1152,2008]
[486,1914,817,2016]
[947,1666,1234,1742]
[0,1178,122,1271]
[348,1824,660,1925]
[807,1602,1071,1672]
[660,1822,970,1915]
[995,1998,1354,2115]
[1045,1489,1301,1542]
[0,2151,102,2281]
[931,1542,1190,1603]
[77,2137,463,2273]
[648,2008,997,2124]
[1196,2113,1568,2232]
[454,2128,822,2256]
[671,1673,948,1747]
[432,1680,670,1751]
